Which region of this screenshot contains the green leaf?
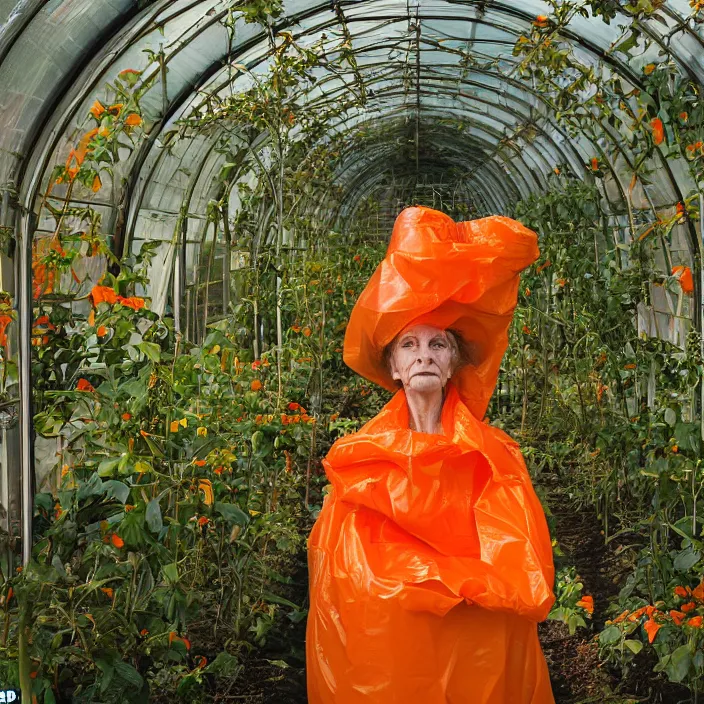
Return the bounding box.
[77,473,103,501]
[599,625,621,645]
[624,639,643,654]
[664,407,677,426]
[114,661,144,690]
[162,563,179,584]
[204,651,241,677]
[262,592,300,610]
[215,502,249,526]
[666,643,692,682]
[102,480,130,504]
[674,549,700,571]
[137,341,161,362]
[98,457,122,477]
[146,499,163,533]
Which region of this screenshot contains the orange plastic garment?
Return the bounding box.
[306,383,555,703]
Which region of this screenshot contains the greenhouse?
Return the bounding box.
[0,0,702,701]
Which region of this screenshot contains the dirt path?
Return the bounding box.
[542,501,691,704]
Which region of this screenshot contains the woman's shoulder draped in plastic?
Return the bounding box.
[310,382,555,622]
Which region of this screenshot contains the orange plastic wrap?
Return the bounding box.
[306,207,555,703]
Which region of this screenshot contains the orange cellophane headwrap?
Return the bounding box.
[343,206,540,419]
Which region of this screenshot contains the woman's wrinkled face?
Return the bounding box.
[389,324,455,393]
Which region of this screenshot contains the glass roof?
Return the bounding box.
[0,0,700,299]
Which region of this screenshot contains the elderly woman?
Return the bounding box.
[306,207,555,704]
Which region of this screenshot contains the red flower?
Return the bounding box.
[576,595,594,614]
[650,117,664,145]
[674,585,690,598]
[288,402,300,411]
[644,618,661,643]
[251,360,262,370]
[682,601,696,613]
[197,516,209,527]
[76,378,95,392]
[688,616,704,628]
[117,295,145,310]
[672,265,694,294]
[670,610,686,626]
[90,285,118,307]
[110,533,124,548]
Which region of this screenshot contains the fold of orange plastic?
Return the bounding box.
[306,383,556,703]
[342,206,540,421]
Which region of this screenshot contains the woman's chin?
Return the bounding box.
[406,375,442,392]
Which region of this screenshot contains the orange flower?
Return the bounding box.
[623,363,636,370]
[89,100,106,119]
[628,606,648,621]
[198,479,214,506]
[0,313,12,348]
[118,68,142,79]
[140,628,149,636]
[591,157,599,171]
[524,287,531,296]
[251,360,262,370]
[101,587,114,599]
[168,632,191,650]
[193,459,207,467]
[674,585,690,598]
[672,265,694,294]
[97,325,108,337]
[76,378,95,392]
[124,113,142,127]
[650,117,664,145]
[288,402,300,411]
[692,578,704,602]
[612,610,630,624]
[688,616,704,628]
[110,533,124,548]
[90,285,118,307]
[251,379,263,391]
[553,167,561,175]
[672,445,679,453]
[302,327,312,337]
[197,516,209,527]
[107,103,124,116]
[124,505,135,512]
[91,173,102,192]
[644,63,656,75]
[534,14,549,27]
[194,655,207,670]
[682,601,696,613]
[680,111,688,122]
[291,324,301,333]
[330,412,339,422]
[214,466,224,475]
[576,595,594,614]
[281,413,289,425]
[353,254,361,262]
[122,413,131,421]
[522,325,531,335]
[670,610,686,626]
[644,618,661,643]
[536,259,551,273]
[556,278,567,287]
[117,295,145,310]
